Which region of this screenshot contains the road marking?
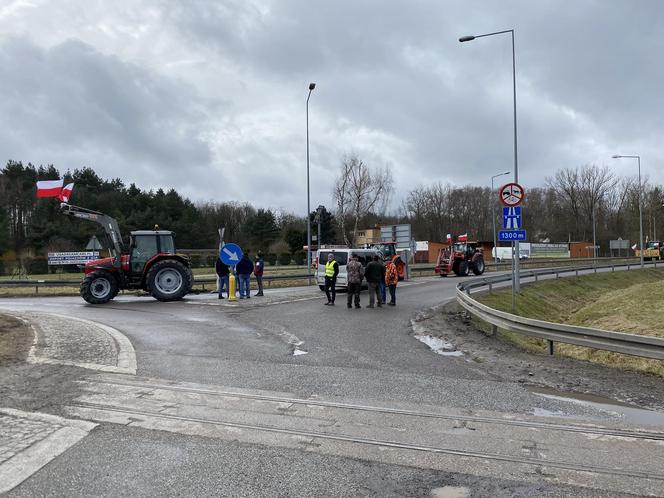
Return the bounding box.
[4,311,136,375]
[65,376,664,494]
[0,408,96,494]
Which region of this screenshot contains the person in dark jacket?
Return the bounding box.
[346,253,364,309]
[215,258,230,299]
[364,254,385,308]
[236,249,254,299]
[254,251,265,296]
[323,252,339,305]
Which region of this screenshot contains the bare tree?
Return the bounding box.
[333,155,393,246]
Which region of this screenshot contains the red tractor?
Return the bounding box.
[370,242,406,280]
[61,203,193,304]
[435,241,485,277]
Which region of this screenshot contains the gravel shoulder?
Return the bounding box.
[414,301,664,412]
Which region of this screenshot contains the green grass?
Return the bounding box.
[477,268,664,376]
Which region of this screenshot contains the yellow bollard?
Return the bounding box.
[228,273,237,301]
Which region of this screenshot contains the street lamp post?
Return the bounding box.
[306,83,316,283]
[612,155,644,269]
[316,205,324,249]
[491,171,511,262]
[460,29,520,304]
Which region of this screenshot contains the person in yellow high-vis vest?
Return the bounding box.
[324,253,339,305]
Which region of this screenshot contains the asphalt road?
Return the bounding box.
[2,274,664,497]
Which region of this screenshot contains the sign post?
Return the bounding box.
[499,182,525,309]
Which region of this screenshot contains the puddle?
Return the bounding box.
[528,385,664,427]
[414,335,464,357]
[292,348,308,356]
[430,486,470,498]
[531,407,567,418]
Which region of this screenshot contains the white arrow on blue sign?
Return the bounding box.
[502,206,522,229]
[219,243,243,265]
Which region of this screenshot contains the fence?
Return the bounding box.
[456,260,664,360]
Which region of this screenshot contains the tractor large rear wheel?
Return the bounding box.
[472,257,485,275]
[80,271,118,304]
[146,259,192,301]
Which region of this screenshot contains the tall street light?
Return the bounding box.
[306,82,316,283]
[491,171,511,262]
[460,29,521,301]
[612,154,644,268]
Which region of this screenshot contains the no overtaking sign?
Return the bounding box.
[499,182,525,207]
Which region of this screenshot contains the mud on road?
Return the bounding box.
[414,302,664,412]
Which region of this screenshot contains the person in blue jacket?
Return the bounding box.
[236,250,254,299]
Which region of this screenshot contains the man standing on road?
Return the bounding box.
[324,252,339,306]
[385,258,398,306]
[365,254,385,308]
[236,249,254,299]
[254,251,265,297]
[215,257,230,299]
[346,253,364,309]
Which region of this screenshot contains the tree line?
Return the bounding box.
[402,164,662,250]
[1,158,660,274]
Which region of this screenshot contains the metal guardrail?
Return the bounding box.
[456,260,664,360]
[0,273,315,294]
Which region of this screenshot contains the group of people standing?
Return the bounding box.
[324,252,399,308]
[215,250,264,299]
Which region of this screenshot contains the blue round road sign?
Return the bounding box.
[219,243,243,265]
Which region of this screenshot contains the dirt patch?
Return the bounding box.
[0,313,91,415]
[415,302,664,412]
[0,313,33,366]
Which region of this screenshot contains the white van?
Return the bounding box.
[492,243,531,262]
[315,248,380,290]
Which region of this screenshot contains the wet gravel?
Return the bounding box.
[416,301,664,412]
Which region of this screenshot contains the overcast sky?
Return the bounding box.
[1,0,662,214]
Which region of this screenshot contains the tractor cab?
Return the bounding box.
[371,242,397,258]
[451,242,479,257]
[128,230,177,274]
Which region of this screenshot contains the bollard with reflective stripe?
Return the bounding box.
[228,273,237,302]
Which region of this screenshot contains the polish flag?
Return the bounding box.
[458,233,468,242]
[631,244,638,251]
[446,233,452,242]
[36,179,64,198]
[58,183,74,203]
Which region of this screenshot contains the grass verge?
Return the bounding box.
[476,268,664,376]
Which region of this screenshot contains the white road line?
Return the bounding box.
[0,408,96,494]
[3,311,137,375]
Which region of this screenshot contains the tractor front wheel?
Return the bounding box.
[147,260,193,301]
[80,271,118,304]
[472,257,485,275]
[455,261,470,277]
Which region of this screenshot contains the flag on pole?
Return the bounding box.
[631,243,638,251]
[58,183,74,203]
[446,233,452,242]
[458,233,468,242]
[36,179,64,198]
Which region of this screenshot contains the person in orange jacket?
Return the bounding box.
[385,259,399,306]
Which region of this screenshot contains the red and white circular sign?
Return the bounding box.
[499,182,525,207]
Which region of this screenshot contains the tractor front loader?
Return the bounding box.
[61,203,193,304]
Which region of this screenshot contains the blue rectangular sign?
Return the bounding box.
[499,230,526,242]
[502,206,522,229]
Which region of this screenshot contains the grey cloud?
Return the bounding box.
[0,36,217,187]
[1,0,663,213]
